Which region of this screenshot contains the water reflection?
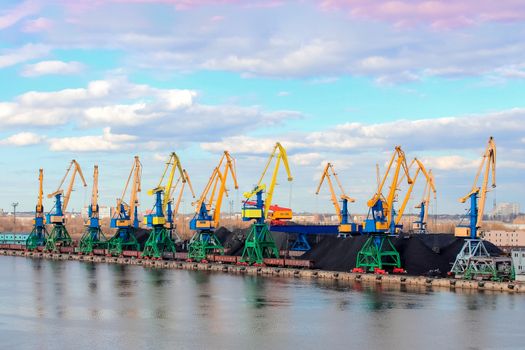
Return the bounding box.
[1,256,525,350]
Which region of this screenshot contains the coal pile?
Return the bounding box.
[216,227,247,255]
[133,228,151,248]
[302,234,502,277]
[213,227,290,255]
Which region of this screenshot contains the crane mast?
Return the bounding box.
[108,156,142,256]
[142,152,188,259]
[188,151,238,261]
[45,160,87,252]
[315,163,356,236]
[240,142,293,265]
[26,169,48,250]
[79,165,107,254]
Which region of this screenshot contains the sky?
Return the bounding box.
[0,0,524,217]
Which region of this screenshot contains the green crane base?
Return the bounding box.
[45,224,72,252]
[240,223,279,265]
[107,229,140,256]
[79,227,107,254]
[142,227,176,259]
[356,234,401,272]
[187,232,224,261]
[26,227,48,251]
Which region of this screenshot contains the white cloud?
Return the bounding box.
[202,109,525,157]
[0,78,300,151]
[0,44,50,69]
[0,132,44,146]
[83,103,152,126]
[419,155,478,171]
[290,152,323,166]
[48,128,137,152]
[21,60,84,77]
[157,89,196,110]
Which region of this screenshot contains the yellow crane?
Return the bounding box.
[188,151,238,261]
[450,137,511,281]
[355,146,412,273]
[365,146,412,233]
[456,136,496,238]
[79,165,107,254]
[26,169,48,250]
[108,156,142,255]
[45,160,87,251]
[395,158,436,232]
[241,142,293,265]
[315,163,356,235]
[143,152,190,259]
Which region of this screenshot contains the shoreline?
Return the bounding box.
[2,248,523,294]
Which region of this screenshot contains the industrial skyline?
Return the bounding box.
[0,1,524,214]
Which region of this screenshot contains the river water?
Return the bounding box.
[0,256,524,350]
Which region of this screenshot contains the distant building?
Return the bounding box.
[511,249,525,282]
[484,230,525,251]
[81,206,112,219]
[492,202,520,217]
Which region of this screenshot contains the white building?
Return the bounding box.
[511,249,525,282]
[492,202,520,217]
[81,206,112,219]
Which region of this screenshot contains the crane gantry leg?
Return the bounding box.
[26,221,48,250]
[79,226,107,254]
[240,223,279,265]
[188,230,223,261]
[45,223,73,252]
[107,228,140,256]
[355,234,401,272]
[142,226,176,259]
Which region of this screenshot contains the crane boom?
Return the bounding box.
[37,169,43,213]
[316,163,355,223]
[173,169,196,216]
[395,158,435,226]
[47,159,87,213]
[129,156,142,224]
[91,165,99,214]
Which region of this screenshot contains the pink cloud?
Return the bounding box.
[320,0,525,29]
[22,17,53,32]
[0,0,40,30]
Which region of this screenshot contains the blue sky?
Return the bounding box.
[0,0,524,217]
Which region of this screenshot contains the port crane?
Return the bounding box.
[451,137,512,280]
[79,165,107,254]
[45,160,87,252]
[188,151,238,261]
[395,158,436,233]
[355,146,412,273]
[26,169,48,250]
[142,152,190,259]
[108,156,142,256]
[315,162,357,239]
[241,142,292,265]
